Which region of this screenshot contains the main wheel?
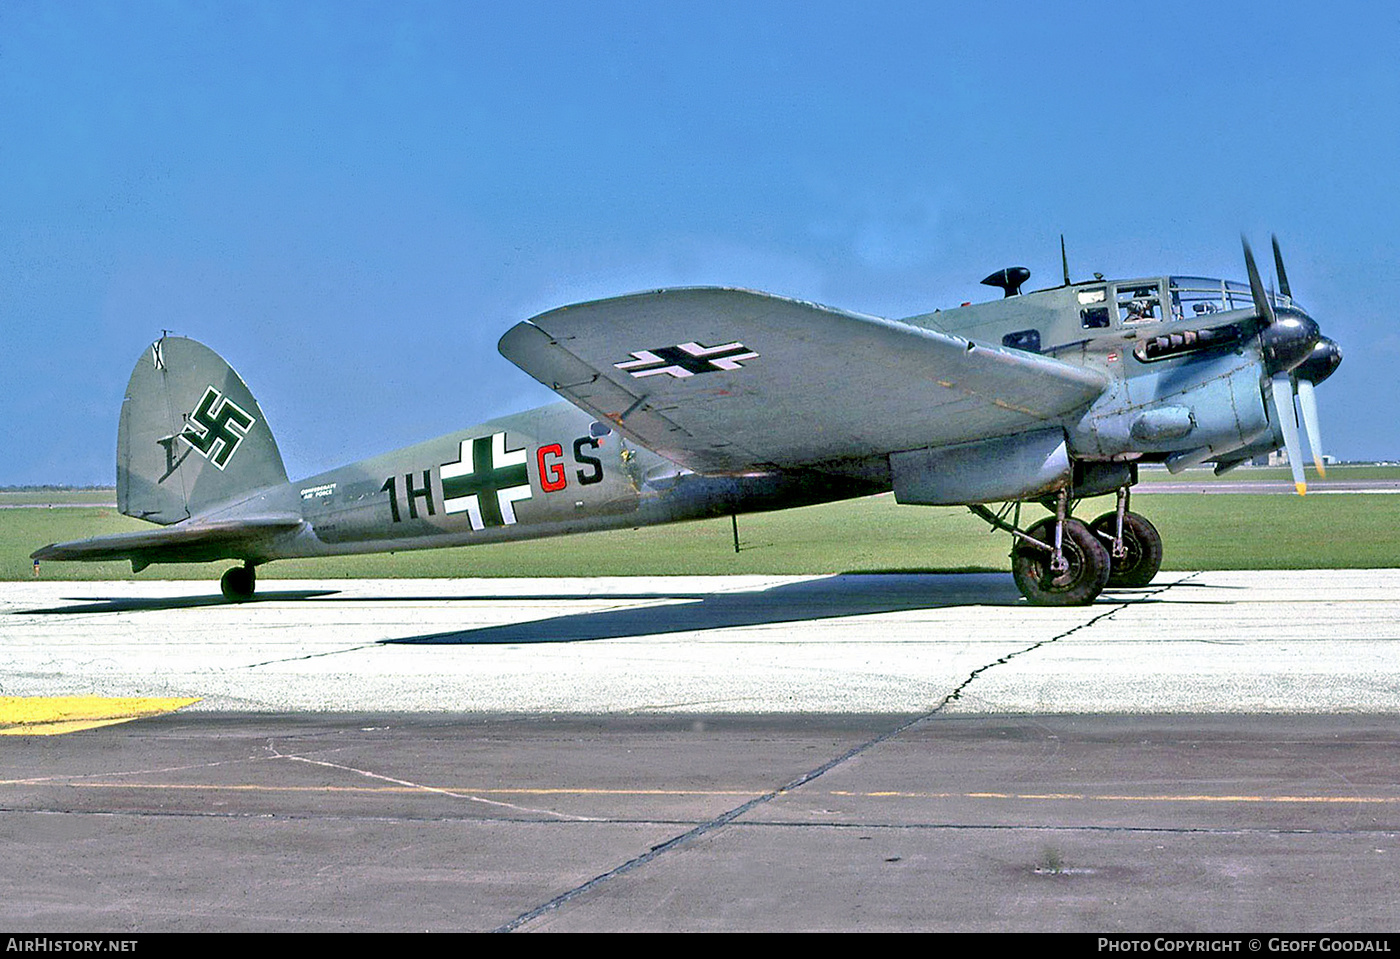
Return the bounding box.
[1011,518,1110,606]
[1089,512,1163,588]
[220,564,256,602]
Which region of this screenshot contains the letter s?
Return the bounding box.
[573,437,604,485]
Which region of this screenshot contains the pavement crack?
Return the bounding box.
[263,741,597,822]
[494,574,1202,933]
[935,604,1129,709]
[493,708,937,932]
[0,754,269,786]
[937,573,1198,710]
[244,644,383,668]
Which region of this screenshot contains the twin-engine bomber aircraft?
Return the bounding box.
[34,237,1341,606]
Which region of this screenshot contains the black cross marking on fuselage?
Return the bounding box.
[441,435,529,527]
[180,386,255,470]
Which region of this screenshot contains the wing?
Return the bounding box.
[31,515,304,570]
[499,288,1108,472]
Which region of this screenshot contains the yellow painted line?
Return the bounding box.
[1,779,1394,807]
[0,781,761,796]
[831,790,1400,805]
[0,696,201,736]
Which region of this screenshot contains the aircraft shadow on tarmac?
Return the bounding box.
[386,573,1031,646]
[375,573,1232,646]
[13,572,1229,623]
[20,590,341,615]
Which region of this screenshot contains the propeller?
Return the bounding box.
[1294,337,1343,478]
[1267,374,1308,494]
[1243,236,1334,494]
[1295,378,1325,477]
[1243,236,1275,326]
[1272,235,1292,300]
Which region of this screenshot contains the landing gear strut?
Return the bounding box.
[1084,486,1163,588]
[1010,489,1110,606]
[969,484,1160,605]
[220,563,256,602]
[1011,516,1109,605]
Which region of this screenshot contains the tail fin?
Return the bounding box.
[117,336,288,524]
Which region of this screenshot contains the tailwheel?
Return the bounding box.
[220,563,256,602]
[1089,512,1163,588]
[1011,518,1110,606]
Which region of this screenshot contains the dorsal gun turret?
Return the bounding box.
[981,267,1031,298]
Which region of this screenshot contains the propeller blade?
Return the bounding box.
[1271,235,1292,300]
[1269,374,1307,495]
[1296,377,1326,478]
[1243,236,1276,326]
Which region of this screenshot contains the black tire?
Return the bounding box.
[1089,512,1163,588]
[1011,518,1111,606]
[220,564,256,602]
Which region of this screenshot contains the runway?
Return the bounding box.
[1141,478,1400,494]
[4,570,1398,713]
[3,571,1399,931]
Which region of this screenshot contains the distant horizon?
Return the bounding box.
[8,460,1400,493]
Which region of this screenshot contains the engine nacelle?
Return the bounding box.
[1072,356,1271,461]
[890,429,1070,505]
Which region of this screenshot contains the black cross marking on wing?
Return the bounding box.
[615,341,759,379]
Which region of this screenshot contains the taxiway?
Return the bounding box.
[2,571,1398,931]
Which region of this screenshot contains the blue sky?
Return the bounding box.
[3,1,1395,483]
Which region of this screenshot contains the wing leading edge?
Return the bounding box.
[499,288,1108,473]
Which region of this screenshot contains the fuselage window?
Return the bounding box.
[1117,283,1162,324]
[1002,329,1041,352]
[1077,287,1110,329]
[1081,307,1110,329]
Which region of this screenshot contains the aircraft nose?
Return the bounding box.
[1260,309,1321,375]
[1294,336,1342,386]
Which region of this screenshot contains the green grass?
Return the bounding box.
[0,489,117,506]
[9,490,1400,581]
[1137,464,1400,483]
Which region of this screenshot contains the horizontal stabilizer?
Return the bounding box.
[32,515,304,570]
[500,288,1107,473]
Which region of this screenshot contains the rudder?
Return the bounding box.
[118,336,288,524]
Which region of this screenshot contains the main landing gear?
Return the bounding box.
[220,562,257,602]
[969,486,1163,606]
